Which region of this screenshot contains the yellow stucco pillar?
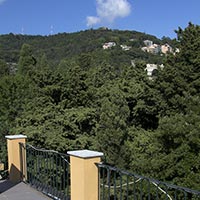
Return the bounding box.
[5,134,27,183]
[67,150,104,200]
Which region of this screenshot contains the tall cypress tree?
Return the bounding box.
[18,44,37,75]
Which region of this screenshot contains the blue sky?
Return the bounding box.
[0,0,200,39]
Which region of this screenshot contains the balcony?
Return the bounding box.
[1,135,200,200]
[0,180,51,200]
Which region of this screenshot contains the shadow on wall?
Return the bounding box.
[9,164,22,183]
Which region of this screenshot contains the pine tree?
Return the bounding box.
[18,44,37,75]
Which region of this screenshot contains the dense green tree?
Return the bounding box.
[78,53,93,70]
[37,53,49,70]
[124,126,158,175]
[0,75,33,135]
[120,62,161,130]
[154,107,200,190]
[0,74,33,165]
[132,23,200,189]
[155,23,200,116]
[0,59,9,77]
[13,66,97,152]
[95,83,129,166]
[18,44,37,75]
[125,100,200,190]
[60,63,91,108]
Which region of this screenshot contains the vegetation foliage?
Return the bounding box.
[0,24,200,190]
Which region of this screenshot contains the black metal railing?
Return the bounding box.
[20,143,70,200]
[97,163,200,200]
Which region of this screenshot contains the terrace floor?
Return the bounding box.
[0,180,51,200]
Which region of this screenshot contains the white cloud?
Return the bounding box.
[86,16,101,27]
[0,0,6,5]
[86,0,131,27]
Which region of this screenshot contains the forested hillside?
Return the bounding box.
[0,24,200,190]
[0,28,175,65]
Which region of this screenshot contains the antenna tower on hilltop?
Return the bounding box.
[50,25,54,35]
[21,27,24,35]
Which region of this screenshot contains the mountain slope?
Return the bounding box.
[0,28,174,65]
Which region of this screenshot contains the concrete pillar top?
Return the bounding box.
[67,149,104,159]
[5,134,27,140]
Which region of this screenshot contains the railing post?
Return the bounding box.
[5,134,27,183]
[67,150,103,200]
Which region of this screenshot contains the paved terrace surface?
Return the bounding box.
[0,180,51,200]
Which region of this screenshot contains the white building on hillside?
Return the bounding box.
[103,42,116,49]
[143,40,153,47]
[145,64,164,79]
[120,45,131,51]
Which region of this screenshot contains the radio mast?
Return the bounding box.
[50,25,54,35]
[21,27,24,35]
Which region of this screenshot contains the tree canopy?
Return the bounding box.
[0,24,200,190]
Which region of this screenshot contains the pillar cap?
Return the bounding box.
[67,150,104,159]
[5,134,27,140]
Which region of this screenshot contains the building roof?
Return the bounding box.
[0,180,51,200]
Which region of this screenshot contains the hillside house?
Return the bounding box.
[149,44,161,54]
[143,40,153,47]
[142,43,161,54]
[120,44,131,51]
[103,42,116,49]
[142,40,174,55]
[145,64,158,77]
[145,63,164,79]
[161,43,173,54]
